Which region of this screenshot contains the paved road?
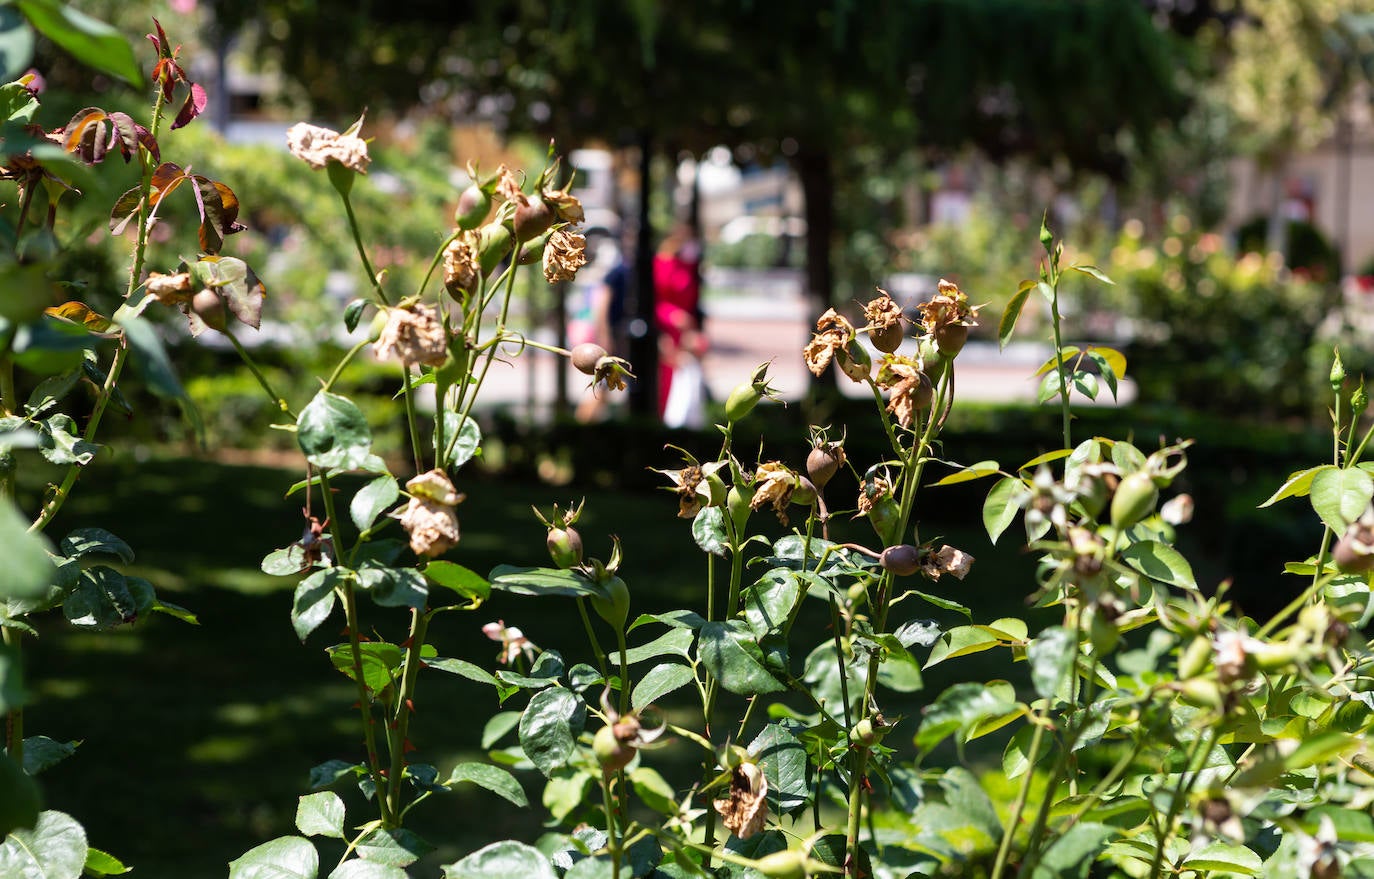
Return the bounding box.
[469,290,1135,418]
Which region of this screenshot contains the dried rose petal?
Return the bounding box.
[713,762,768,840]
[543,228,588,284]
[373,303,448,367]
[286,121,370,173]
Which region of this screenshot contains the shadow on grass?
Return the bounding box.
[19,453,1045,877]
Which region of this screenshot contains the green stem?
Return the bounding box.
[127,88,167,299]
[992,719,1046,878]
[576,598,609,678]
[29,342,130,534]
[614,625,631,719]
[227,329,291,414]
[600,770,622,879]
[417,230,461,299]
[324,340,370,394]
[1047,268,1072,449]
[385,607,431,823]
[400,366,424,474]
[1148,730,1215,878]
[2,626,21,765]
[341,191,389,306]
[1256,571,1338,639]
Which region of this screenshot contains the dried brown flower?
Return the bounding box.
[393,469,465,558]
[373,303,448,367]
[921,544,974,581]
[543,228,588,283]
[442,232,481,297]
[713,762,768,840]
[493,164,523,205]
[286,121,370,173]
[863,291,905,337]
[916,278,980,333]
[804,308,869,382]
[590,354,635,392]
[543,183,585,224]
[146,271,194,305]
[876,355,934,429]
[857,476,892,515]
[751,462,796,525]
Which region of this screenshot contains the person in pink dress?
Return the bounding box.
[653,223,708,420]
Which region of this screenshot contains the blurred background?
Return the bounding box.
[13,0,1374,874]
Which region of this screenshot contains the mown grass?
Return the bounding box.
[14,450,1049,877]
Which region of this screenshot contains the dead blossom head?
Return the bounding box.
[917,278,980,334]
[921,544,974,581]
[493,163,523,205]
[373,302,448,367]
[146,270,194,305]
[543,228,588,284]
[804,308,869,382]
[393,469,465,558]
[713,762,768,840]
[442,232,481,298]
[286,120,370,173]
[876,355,933,429]
[751,462,797,525]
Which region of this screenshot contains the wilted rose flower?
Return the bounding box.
[590,354,635,392]
[482,620,536,665]
[856,475,892,515]
[286,120,370,173]
[373,302,448,367]
[493,164,523,204]
[392,469,464,557]
[543,228,587,283]
[655,459,728,518]
[442,232,481,297]
[146,270,194,305]
[876,355,934,429]
[804,308,869,382]
[751,462,796,525]
[922,544,974,581]
[713,762,768,840]
[542,183,584,224]
[1160,493,1195,525]
[1212,630,1257,685]
[863,290,906,351]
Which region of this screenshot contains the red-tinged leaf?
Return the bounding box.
[107,111,158,164]
[171,82,207,131]
[109,186,141,235]
[196,256,265,329]
[194,176,247,254]
[62,107,114,164]
[148,162,187,207]
[148,18,169,56]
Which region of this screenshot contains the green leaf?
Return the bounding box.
[0,810,88,879]
[326,642,403,693]
[915,681,1017,751]
[691,506,728,557]
[81,846,129,877]
[437,411,482,471]
[983,476,1028,544]
[1260,466,1331,507]
[0,499,53,601]
[262,545,309,577]
[999,281,1034,349]
[518,686,585,777]
[292,569,340,642]
[0,9,36,81]
[698,620,786,696]
[0,752,40,838]
[616,628,694,665]
[748,721,808,814]
[424,561,490,602]
[14,0,141,86]
[1035,822,1115,875]
[64,567,140,629]
[1181,841,1262,876]
[308,760,362,792]
[58,527,133,564]
[445,763,527,807]
[297,392,373,471]
[1119,540,1196,589]
[24,369,80,418]
[350,476,398,533]
[20,736,77,775]
[1028,625,1077,701]
[924,625,1003,669]
[1068,264,1114,285]
[489,566,605,599]
[932,460,1001,486]
[442,841,557,879]
[295,792,345,839]
[742,570,800,638]
[39,413,97,465]
[629,767,678,815]
[354,828,432,867]
[1311,467,1374,533]
[356,563,427,610]
[481,712,520,748]
[425,658,496,687]
[911,590,972,619]
[1002,724,1042,780]
[1283,731,1358,770]
[329,861,409,879]
[631,663,695,711]
[229,836,318,879]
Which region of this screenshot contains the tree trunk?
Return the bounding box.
[627,129,659,417]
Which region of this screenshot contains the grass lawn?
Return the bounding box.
[16,451,1044,877]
